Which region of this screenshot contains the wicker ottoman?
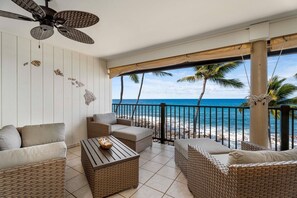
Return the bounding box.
[112,126,153,153]
[175,138,231,177]
[81,136,139,198]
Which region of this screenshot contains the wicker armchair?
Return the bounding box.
[87,116,132,138]
[188,144,297,198]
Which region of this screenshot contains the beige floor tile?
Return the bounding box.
[107,194,124,198]
[139,158,148,167]
[64,190,71,197]
[158,150,174,158]
[166,159,176,168]
[73,185,93,198]
[163,145,175,152]
[139,168,154,184]
[65,174,88,193]
[131,185,163,198]
[175,172,187,184]
[71,149,81,156]
[150,155,171,165]
[119,183,143,197]
[68,146,81,153]
[157,166,180,180]
[145,174,174,193]
[72,163,85,174]
[141,161,164,173]
[140,151,158,160]
[67,153,79,161]
[67,157,82,168]
[66,194,76,198]
[144,146,162,154]
[66,167,81,181]
[162,195,173,198]
[166,181,193,198]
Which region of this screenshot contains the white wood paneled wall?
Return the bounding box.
[0,32,112,147]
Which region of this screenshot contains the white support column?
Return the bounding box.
[250,40,269,148]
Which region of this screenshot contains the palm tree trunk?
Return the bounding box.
[131,73,145,119]
[115,76,124,114]
[193,79,207,138]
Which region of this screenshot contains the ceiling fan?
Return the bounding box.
[0,0,99,44]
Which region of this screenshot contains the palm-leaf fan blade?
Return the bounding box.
[58,26,94,44]
[11,0,46,19]
[54,11,99,28]
[0,10,34,21]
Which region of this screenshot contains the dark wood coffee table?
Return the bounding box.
[81,136,139,198]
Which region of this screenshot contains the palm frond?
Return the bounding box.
[215,61,241,75]
[177,76,197,83]
[275,84,297,101]
[129,74,139,83]
[277,97,297,105]
[152,71,173,77]
[295,73,297,79]
[210,78,244,88]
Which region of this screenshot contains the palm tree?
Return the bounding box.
[240,75,297,145]
[267,76,297,107]
[177,62,244,136]
[131,71,173,119]
[115,74,139,113]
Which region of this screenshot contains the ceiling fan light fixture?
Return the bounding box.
[1,0,99,44]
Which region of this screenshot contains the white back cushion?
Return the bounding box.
[22,123,65,147]
[94,113,117,125]
[228,149,297,165]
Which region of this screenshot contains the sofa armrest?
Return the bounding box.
[117,118,133,126]
[188,145,229,198]
[0,142,66,170]
[241,141,269,151]
[229,161,297,197]
[87,122,111,138]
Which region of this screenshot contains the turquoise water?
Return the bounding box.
[112,98,246,106]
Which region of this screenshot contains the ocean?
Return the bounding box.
[112,98,246,106]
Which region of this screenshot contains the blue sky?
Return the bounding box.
[112,54,297,99]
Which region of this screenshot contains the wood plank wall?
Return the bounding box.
[0,32,112,147]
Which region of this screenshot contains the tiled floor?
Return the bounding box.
[65,142,193,198]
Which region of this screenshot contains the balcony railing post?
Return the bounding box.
[160,103,166,144]
[280,105,290,151]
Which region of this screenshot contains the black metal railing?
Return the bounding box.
[112,103,297,150]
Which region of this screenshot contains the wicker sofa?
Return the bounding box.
[87,113,153,152]
[0,123,67,197]
[187,141,297,198]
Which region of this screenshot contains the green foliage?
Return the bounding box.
[177,61,244,88]
[267,76,297,107]
[128,74,139,83]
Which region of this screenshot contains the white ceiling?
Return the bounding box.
[1,0,297,59]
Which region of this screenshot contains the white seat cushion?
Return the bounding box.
[111,124,129,132]
[0,142,66,170]
[175,138,231,159]
[112,126,153,141]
